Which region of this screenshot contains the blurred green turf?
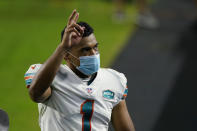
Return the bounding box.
[0,0,136,130]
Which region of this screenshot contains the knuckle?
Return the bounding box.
[65,28,71,33]
[70,23,75,27]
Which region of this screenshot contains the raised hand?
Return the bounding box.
[61,9,85,50]
[28,10,85,104]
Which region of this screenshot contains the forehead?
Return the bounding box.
[76,34,97,49]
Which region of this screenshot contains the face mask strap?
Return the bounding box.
[66,51,79,60]
[65,51,79,67]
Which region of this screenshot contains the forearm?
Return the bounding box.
[29,44,66,101]
[112,100,135,131]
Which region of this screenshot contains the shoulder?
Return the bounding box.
[25,64,42,73]
[56,64,75,78]
[24,64,42,79]
[100,68,127,86]
[58,64,71,73]
[24,64,42,88]
[99,68,127,92]
[100,68,123,75]
[99,68,128,104]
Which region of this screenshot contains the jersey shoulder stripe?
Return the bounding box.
[24,64,42,88]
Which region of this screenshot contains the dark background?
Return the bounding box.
[112,0,197,130]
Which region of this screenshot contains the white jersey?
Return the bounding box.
[24,64,128,131]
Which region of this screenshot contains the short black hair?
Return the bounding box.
[61,21,94,41]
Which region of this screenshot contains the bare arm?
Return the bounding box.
[29,10,84,103]
[111,100,135,131]
[29,45,66,103]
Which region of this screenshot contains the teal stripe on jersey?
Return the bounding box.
[124,88,128,95]
[24,73,35,77]
[25,79,32,85]
[81,100,94,131]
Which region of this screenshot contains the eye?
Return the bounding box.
[81,47,91,52]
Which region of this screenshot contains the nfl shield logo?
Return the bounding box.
[86,88,92,94]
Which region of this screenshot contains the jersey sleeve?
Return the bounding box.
[24,64,42,88]
[117,72,128,100]
[106,69,128,103]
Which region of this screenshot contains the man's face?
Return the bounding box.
[66,33,99,67]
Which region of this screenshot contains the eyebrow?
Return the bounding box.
[81,43,99,49]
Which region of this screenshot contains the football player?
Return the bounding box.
[24,9,135,131]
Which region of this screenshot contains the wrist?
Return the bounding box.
[59,42,71,51]
[56,44,68,55]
